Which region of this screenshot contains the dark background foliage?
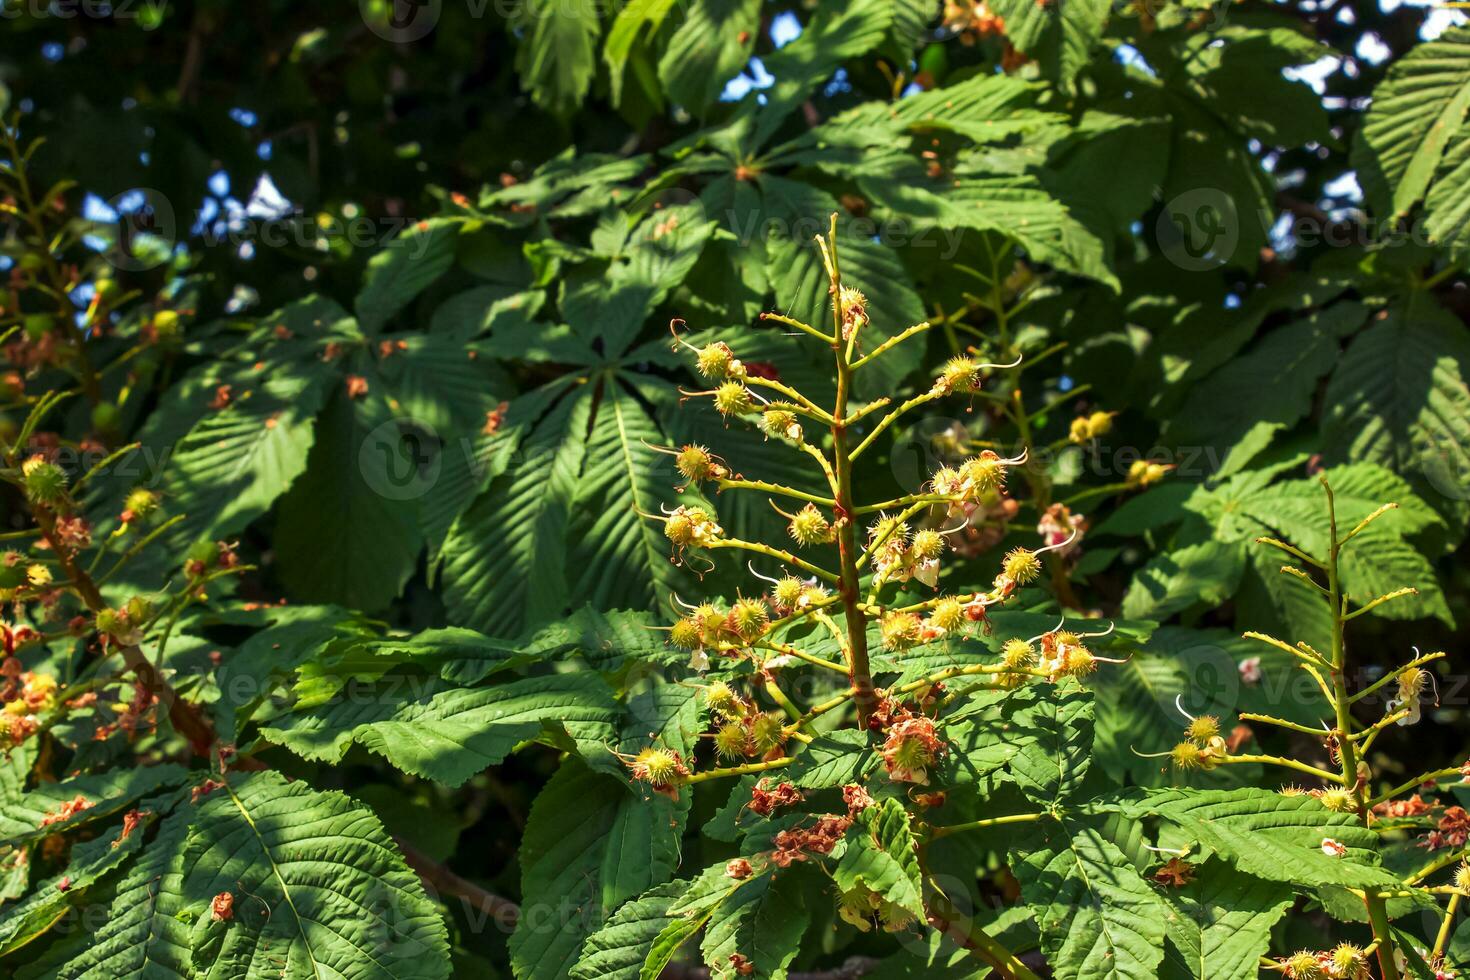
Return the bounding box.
[4,0,1470,974]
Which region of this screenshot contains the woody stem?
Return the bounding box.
[36,507,218,759]
[825,218,878,726]
[1321,479,1400,980]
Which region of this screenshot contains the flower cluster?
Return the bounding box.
[1270,943,1371,979]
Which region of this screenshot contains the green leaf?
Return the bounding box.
[751,0,899,146]
[1170,303,1367,452]
[0,765,187,846]
[511,761,687,980]
[858,167,1116,289]
[1012,817,1166,980]
[1157,859,1293,980]
[1114,788,1402,890]
[784,729,879,788]
[562,204,715,357]
[833,798,925,919]
[356,217,462,334]
[1009,688,1095,807]
[261,672,620,787]
[605,0,680,107]
[512,0,603,116]
[1230,464,1451,623]
[0,813,156,956]
[1122,539,1245,621]
[1183,28,1333,149]
[938,688,1048,785]
[274,391,424,613]
[439,386,590,637]
[567,380,699,616]
[570,881,685,980]
[1353,25,1470,218]
[1324,291,1470,512]
[699,866,809,979]
[143,364,330,574]
[766,229,926,397]
[49,812,192,980]
[657,0,761,116]
[988,0,1109,86]
[180,771,450,979]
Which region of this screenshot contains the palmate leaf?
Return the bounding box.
[273,391,424,614]
[1169,303,1367,453]
[1157,859,1292,980]
[805,71,1056,148]
[1113,788,1402,890]
[567,379,700,617]
[569,880,686,980]
[1008,689,1095,808]
[1012,817,1166,980]
[699,865,809,979]
[657,0,761,116]
[47,811,193,980]
[937,688,1047,785]
[858,166,1116,290]
[749,0,900,147]
[439,385,590,638]
[511,0,602,116]
[988,0,1110,86]
[260,672,620,788]
[1226,463,1451,623]
[561,203,716,357]
[421,378,578,560]
[0,764,187,846]
[0,813,155,956]
[833,799,925,920]
[604,0,680,106]
[138,362,330,580]
[180,771,450,980]
[1353,26,1470,219]
[355,217,462,334]
[783,729,880,788]
[1425,135,1470,263]
[1121,539,1246,621]
[1323,290,1470,509]
[510,760,688,980]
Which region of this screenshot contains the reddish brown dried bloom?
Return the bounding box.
[725,858,753,880]
[192,778,226,803]
[1422,806,1470,850]
[345,375,369,399]
[843,784,875,817]
[771,815,851,868]
[39,794,94,828]
[748,780,803,817]
[209,384,233,410]
[483,401,509,436]
[53,516,92,550]
[8,714,38,744]
[1373,794,1434,819]
[113,808,149,847]
[1152,858,1196,887]
[728,953,754,975]
[211,891,235,922]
